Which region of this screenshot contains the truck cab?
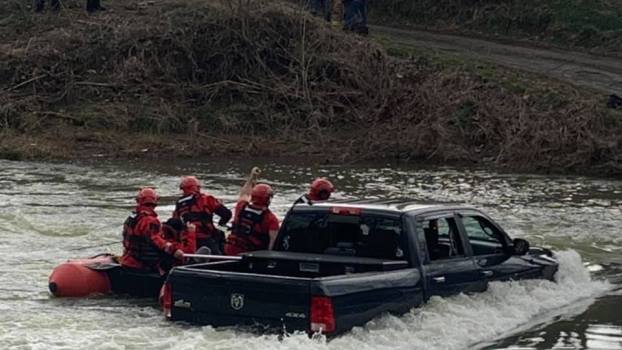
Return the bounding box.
[277,200,555,296]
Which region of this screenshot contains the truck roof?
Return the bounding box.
[294,198,478,215]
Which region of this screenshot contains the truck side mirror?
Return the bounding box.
[512,238,530,256]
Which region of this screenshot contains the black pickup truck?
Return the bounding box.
[162,200,558,336]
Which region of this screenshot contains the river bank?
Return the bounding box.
[1,0,621,175]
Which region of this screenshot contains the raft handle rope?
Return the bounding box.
[183,254,242,261]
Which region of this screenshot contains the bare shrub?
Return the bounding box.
[1,0,620,173]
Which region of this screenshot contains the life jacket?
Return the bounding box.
[122,212,161,265]
[229,203,269,251]
[293,194,312,205]
[174,194,214,236]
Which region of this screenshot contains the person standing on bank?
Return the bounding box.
[34,0,59,12]
[86,0,105,12]
[173,176,232,255]
[342,0,369,35]
[309,0,332,22]
[224,167,280,256]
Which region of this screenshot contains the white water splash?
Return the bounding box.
[315,250,608,350]
[0,250,608,350]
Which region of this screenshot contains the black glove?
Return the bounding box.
[215,205,232,226]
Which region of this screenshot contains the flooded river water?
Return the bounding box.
[0,159,620,349]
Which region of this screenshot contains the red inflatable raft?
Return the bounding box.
[48,255,114,297]
[49,254,164,299]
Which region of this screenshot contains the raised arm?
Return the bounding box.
[267,213,280,250]
[238,166,261,202]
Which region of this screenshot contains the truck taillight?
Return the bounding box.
[160,281,173,319]
[310,296,335,334]
[330,207,361,215]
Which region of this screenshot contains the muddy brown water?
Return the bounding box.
[0,158,621,349]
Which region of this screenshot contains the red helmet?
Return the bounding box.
[136,187,159,206]
[309,178,334,200]
[251,184,274,207]
[179,176,200,195]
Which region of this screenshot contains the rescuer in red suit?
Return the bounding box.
[172,176,232,255]
[120,188,183,272]
[224,167,280,256]
[294,177,335,205]
[158,218,197,272]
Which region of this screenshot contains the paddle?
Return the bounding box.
[83,253,122,270]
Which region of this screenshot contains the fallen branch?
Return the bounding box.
[36,111,83,124]
[75,81,116,88]
[6,74,47,92]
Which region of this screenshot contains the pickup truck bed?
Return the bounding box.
[166,251,422,334]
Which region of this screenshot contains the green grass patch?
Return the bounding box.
[551,0,622,32]
[372,35,550,96]
[369,0,622,54]
[374,34,613,119]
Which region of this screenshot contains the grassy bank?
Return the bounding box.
[370,0,622,55]
[1,0,621,174]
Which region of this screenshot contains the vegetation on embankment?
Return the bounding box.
[370,0,622,56]
[1,0,621,174]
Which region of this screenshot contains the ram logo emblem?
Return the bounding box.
[230,293,245,310]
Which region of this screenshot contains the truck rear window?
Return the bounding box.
[274,212,405,260]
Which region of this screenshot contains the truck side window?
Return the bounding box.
[356,218,404,260]
[419,217,464,262]
[461,216,504,256]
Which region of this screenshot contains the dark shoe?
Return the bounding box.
[608,94,622,109]
[355,26,369,36]
[86,0,100,12]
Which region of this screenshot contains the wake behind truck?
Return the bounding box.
[161,200,558,336]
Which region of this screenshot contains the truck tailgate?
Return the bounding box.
[168,267,311,331]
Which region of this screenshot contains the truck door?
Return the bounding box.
[456,211,543,281]
[416,214,487,298]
